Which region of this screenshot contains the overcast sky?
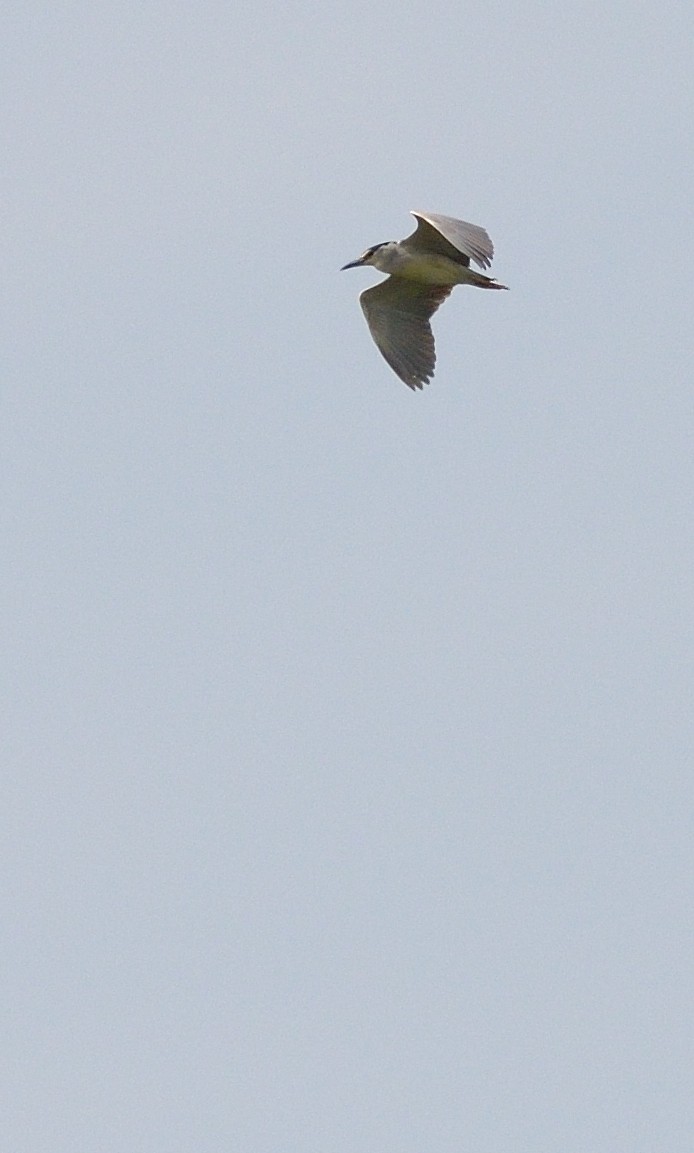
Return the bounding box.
[4,2,694,1150]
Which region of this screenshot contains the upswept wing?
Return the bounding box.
[359,278,452,390]
[404,212,494,270]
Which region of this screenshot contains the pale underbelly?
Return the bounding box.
[393,255,478,285]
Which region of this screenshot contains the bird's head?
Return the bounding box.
[341,242,388,270]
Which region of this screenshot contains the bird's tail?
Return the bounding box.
[470,271,509,290]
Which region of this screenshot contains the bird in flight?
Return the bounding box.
[341,211,508,390]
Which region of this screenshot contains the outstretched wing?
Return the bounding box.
[359,278,452,390]
[404,211,495,270]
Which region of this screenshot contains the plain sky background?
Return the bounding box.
[4,2,694,1150]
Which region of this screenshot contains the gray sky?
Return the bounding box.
[4,2,694,1150]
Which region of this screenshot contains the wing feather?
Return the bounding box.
[404,211,495,270]
[359,279,452,390]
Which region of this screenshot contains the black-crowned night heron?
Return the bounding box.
[341,211,508,390]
